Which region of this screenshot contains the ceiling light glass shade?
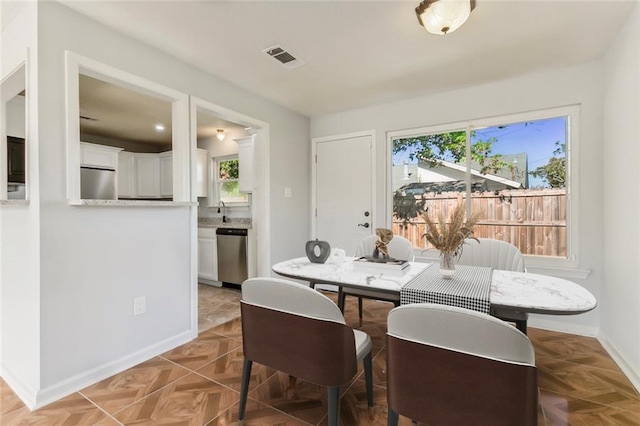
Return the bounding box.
[416,0,474,35]
[216,129,225,141]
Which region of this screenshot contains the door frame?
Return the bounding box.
[311,129,377,240]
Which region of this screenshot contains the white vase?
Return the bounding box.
[439,252,456,279]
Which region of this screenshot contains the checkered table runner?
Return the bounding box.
[400,264,492,314]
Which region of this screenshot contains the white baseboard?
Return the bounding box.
[598,335,640,394]
[528,316,599,337]
[0,364,38,410]
[315,284,339,292]
[29,329,195,410]
[199,278,222,287]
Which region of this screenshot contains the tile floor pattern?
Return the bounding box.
[2,287,640,425]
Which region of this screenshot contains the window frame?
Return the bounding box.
[212,154,249,207]
[1,60,28,203]
[387,105,585,275]
[64,51,191,205]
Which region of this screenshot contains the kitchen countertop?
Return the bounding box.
[198,217,252,229]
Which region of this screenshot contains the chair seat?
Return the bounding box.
[354,329,372,361]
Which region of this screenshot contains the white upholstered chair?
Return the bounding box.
[386,303,537,426]
[457,238,529,333]
[339,235,415,325]
[240,277,373,426]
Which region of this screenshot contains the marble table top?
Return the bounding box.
[272,257,431,295]
[272,257,597,315]
[490,270,597,315]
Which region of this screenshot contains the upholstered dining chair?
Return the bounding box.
[339,234,415,325]
[457,238,529,333]
[239,277,374,426]
[386,303,538,426]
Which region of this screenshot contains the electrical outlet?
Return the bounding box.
[133,296,146,316]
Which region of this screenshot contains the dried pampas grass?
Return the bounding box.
[422,200,481,256]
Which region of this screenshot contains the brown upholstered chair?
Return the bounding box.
[386,303,537,426]
[456,238,529,333]
[339,235,415,325]
[239,277,374,426]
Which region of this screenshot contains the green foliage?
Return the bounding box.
[393,131,510,175]
[219,159,239,179]
[529,141,566,188]
[393,193,427,229]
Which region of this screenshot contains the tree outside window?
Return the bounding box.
[392,115,568,258]
[216,156,248,204]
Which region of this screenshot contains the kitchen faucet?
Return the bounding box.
[217,200,228,223]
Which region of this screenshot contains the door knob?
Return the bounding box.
[358,222,370,228]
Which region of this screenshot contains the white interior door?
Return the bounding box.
[313,131,375,257]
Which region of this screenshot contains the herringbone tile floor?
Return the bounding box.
[2,286,639,425]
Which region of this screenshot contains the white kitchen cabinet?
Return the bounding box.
[159,151,173,197]
[117,151,136,198]
[198,228,218,282]
[235,135,256,193]
[135,154,161,198]
[196,148,208,197]
[80,142,121,169]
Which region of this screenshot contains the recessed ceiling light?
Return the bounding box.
[155,124,165,131]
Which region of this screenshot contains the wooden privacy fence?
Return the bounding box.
[393,189,567,257]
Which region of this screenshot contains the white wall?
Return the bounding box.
[311,62,606,335]
[601,4,640,389]
[0,0,41,406]
[6,96,26,138]
[1,1,309,408]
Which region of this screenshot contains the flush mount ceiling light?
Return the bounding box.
[155,123,165,131]
[216,129,225,141]
[415,0,475,35]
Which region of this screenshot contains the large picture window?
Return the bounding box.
[390,106,576,260]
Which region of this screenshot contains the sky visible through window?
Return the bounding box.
[393,116,567,188]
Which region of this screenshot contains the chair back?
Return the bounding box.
[355,235,415,261]
[457,238,525,272]
[241,278,357,386]
[386,304,537,426]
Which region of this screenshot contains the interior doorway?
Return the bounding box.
[190,96,270,335]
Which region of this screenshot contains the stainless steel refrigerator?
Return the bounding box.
[81,166,116,200]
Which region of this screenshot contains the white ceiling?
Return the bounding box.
[61,0,636,118]
[79,74,247,145]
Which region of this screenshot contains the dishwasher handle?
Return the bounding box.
[216,228,248,236]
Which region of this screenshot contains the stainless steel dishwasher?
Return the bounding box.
[216,228,248,285]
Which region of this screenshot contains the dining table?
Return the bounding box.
[272,257,597,321]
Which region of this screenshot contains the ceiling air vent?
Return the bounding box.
[262,44,306,70]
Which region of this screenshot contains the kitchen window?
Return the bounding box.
[389,105,579,263]
[214,155,249,205]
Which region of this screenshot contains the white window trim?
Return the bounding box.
[1,58,28,203]
[387,105,589,277]
[212,154,249,207]
[64,51,190,204]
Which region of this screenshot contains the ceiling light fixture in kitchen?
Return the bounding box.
[216,129,226,141]
[415,0,475,35]
[155,123,165,131]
